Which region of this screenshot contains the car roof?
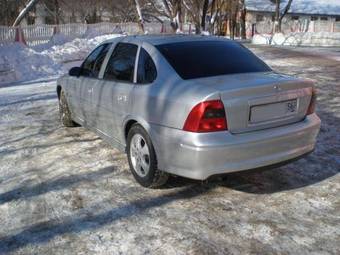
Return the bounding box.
[102,34,231,46]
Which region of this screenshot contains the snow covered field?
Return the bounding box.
[0,43,339,254]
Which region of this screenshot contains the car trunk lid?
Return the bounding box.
[195,72,314,134]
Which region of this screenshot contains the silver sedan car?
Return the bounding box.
[57,35,321,187]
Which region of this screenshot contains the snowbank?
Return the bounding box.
[252,32,340,47]
[0,43,62,85]
[33,34,74,52]
[252,34,273,45]
[41,34,122,63]
[0,34,122,85]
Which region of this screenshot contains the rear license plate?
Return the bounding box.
[250,99,298,123]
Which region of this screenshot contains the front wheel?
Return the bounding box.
[127,124,169,188]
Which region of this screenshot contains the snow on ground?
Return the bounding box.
[38,34,122,63]
[0,34,122,85]
[0,43,62,84]
[0,45,339,254]
[252,32,340,47]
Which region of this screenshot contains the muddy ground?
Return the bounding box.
[0,45,339,254]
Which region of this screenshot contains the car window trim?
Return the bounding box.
[135,46,158,85]
[133,45,141,83]
[98,42,116,79]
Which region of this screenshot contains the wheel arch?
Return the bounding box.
[124,119,138,142]
[56,85,62,99]
[123,116,157,151]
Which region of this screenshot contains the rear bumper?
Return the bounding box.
[150,114,321,180]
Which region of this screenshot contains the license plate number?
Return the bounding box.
[250,99,298,123]
[286,100,297,113]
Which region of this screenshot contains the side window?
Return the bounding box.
[104,43,138,82]
[92,43,111,77]
[137,48,157,84]
[81,43,110,78]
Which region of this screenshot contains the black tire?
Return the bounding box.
[59,90,76,127]
[127,124,169,188]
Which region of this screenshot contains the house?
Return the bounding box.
[245,0,340,37]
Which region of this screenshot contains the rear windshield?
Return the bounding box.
[156,40,271,80]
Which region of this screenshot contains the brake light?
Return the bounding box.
[183,100,228,132]
[307,87,317,115]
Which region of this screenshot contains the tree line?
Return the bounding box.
[1,0,293,37]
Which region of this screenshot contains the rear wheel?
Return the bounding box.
[127,124,169,188]
[59,90,76,127]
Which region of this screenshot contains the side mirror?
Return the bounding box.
[69,67,81,77]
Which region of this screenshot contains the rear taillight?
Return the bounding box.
[307,87,317,115]
[183,100,228,132]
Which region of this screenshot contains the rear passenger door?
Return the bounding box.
[92,42,138,142]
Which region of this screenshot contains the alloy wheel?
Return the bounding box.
[129,133,150,177]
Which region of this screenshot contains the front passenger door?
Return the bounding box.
[78,43,111,126]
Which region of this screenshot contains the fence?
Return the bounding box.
[0,22,193,47]
[251,18,340,36]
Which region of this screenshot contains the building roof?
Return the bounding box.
[245,0,340,16]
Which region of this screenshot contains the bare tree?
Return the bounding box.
[209,0,245,38]
[134,0,145,31]
[273,0,294,32]
[4,0,251,38]
[159,0,183,31]
[13,0,40,26]
[210,0,227,35]
[54,0,60,24]
[183,0,211,34]
[182,0,243,37]
[0,0,25,26]
[99,0,136,23]
[223,0,239,39]
[201,0,209,31]
[239,0,246,39]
